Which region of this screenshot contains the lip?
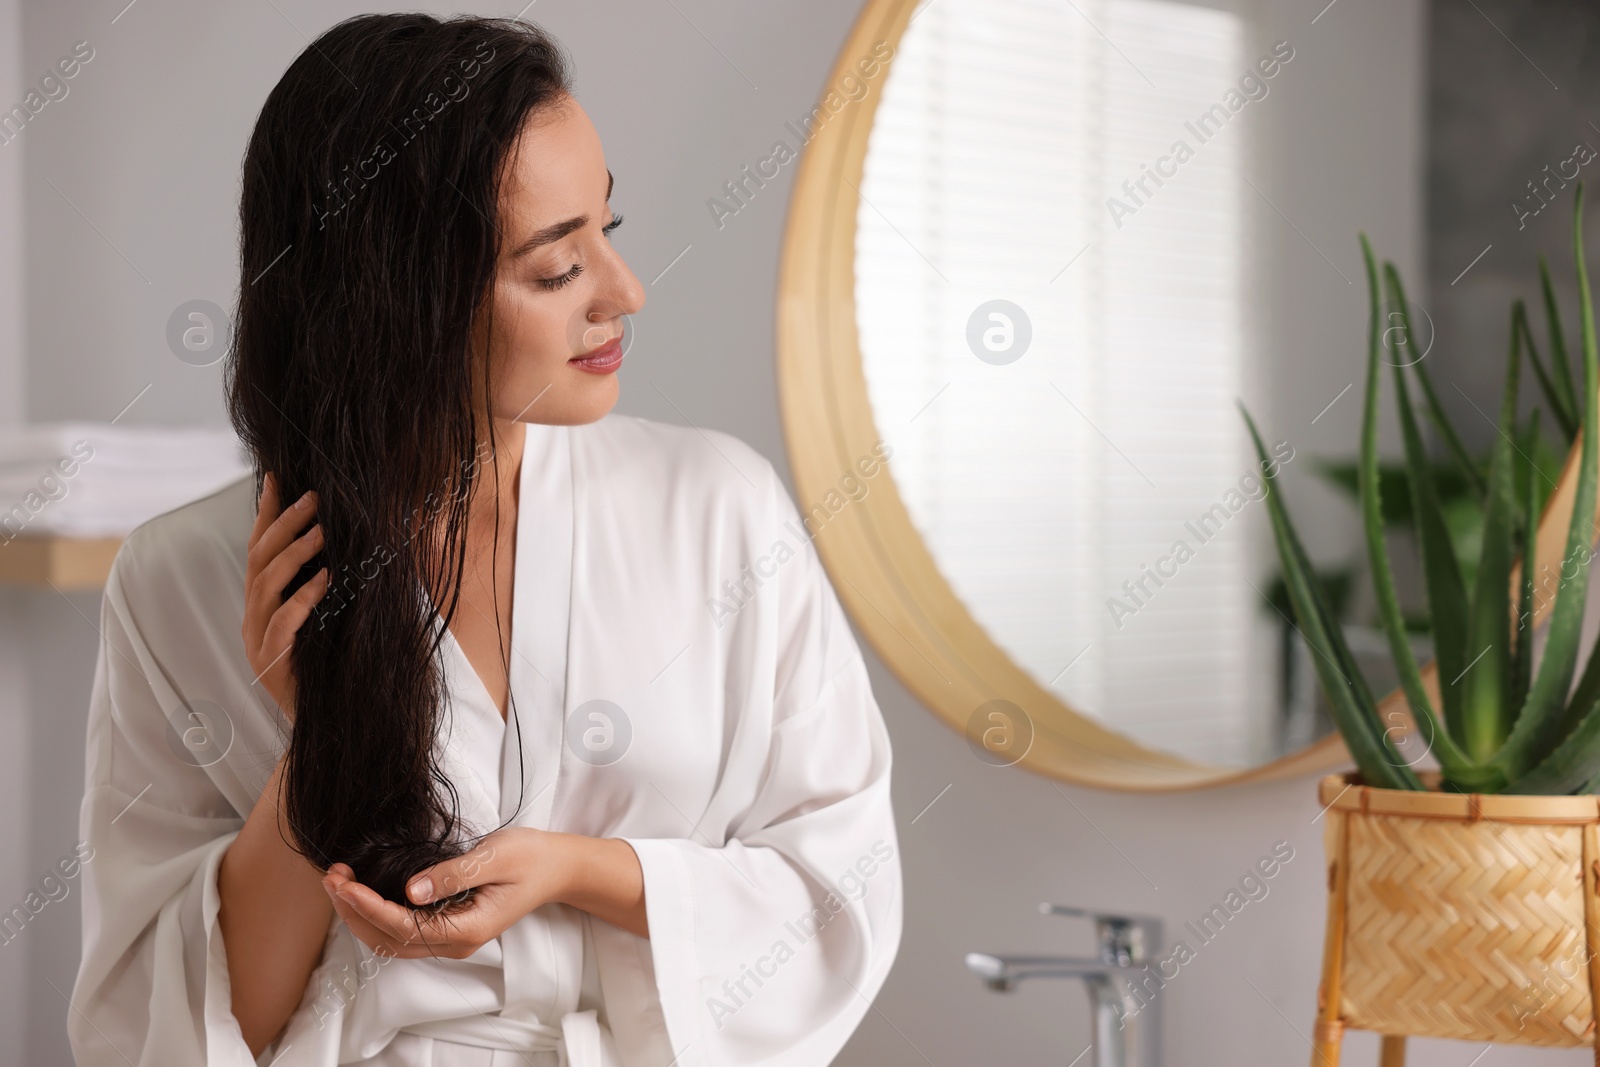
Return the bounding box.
[569,335,623,374]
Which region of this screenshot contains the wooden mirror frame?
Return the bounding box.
[774,0,1598,790]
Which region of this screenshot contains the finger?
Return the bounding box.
[247,472,279,554]
[323,869,430,956]
[249,489,317,580]
[408,839,503,905]
[326,882,429,958]
[246,488,318,587]
[260,568,329,660]
[256,523,324,597]
[334,880,471,956]
[335,879,426,938]
[245,514,322,647]
[346,875,494,956]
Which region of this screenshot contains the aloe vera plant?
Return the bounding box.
[1240,183,1600,794]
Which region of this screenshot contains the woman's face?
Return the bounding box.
[478,96,646,427]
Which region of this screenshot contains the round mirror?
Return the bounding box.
[777,0,1577,788]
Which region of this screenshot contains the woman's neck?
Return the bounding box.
[467,418,527,519]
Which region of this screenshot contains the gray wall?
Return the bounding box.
[1428,0,1600,446]
[0,1,1591,1065]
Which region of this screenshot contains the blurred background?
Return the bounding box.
[0,0,1596,1063]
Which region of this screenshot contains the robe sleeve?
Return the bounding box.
[621,459,903,1067]
[68,542,262,1066]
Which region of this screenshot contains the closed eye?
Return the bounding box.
[538,263,583,290]
[538,214,623,291]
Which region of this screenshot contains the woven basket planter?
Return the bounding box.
[1312,773,1600,1065]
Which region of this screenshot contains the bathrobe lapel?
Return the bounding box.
[497,422,583,1034]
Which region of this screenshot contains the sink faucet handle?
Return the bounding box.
[1038,903,1162,966]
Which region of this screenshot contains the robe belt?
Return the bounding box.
[399,1008,616,1067]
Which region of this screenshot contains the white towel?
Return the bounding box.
[0,422,250,539]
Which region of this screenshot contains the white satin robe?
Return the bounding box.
[69,414,903,1067]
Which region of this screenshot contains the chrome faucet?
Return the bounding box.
[965,903,1162,1067]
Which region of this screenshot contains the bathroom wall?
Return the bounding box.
[1426,0,1600,446]
[0,0,31,1057]
[0,0,20,426]
[1,1,1591,1065]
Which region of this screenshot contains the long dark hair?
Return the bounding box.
[226,14,572,905]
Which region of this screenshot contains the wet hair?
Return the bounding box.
[225,13,571,906]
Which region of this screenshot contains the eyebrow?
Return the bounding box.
[510,169,614,258]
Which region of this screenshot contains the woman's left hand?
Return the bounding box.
[323,828,647,958]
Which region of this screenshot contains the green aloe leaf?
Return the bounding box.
[1560,639,1600,743]
[1510,408,1542,715]
[1457,305,1523,762]
[1516,699,1600,794]
[1555,662,1600,748]
[1541,253,1581,427]
[1495,182,1600,789]
[1407,327,1489,501]
[1519,301,1579,441]
[1370,253,1476,780]
[1557,587,1600,743]
[1240,403,1421,789]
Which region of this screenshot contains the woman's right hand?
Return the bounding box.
[243,472,328,718]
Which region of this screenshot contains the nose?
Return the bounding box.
[599,238,647,319]
[574,250,645,353]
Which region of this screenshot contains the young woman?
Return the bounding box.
[70,14,901,1067]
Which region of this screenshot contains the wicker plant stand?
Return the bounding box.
[1312,773,1600,1065]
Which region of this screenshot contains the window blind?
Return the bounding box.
[855,0,1278,765]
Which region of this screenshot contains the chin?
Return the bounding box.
[509,373,620,426]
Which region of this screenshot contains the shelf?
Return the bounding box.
[0,535,121,590]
